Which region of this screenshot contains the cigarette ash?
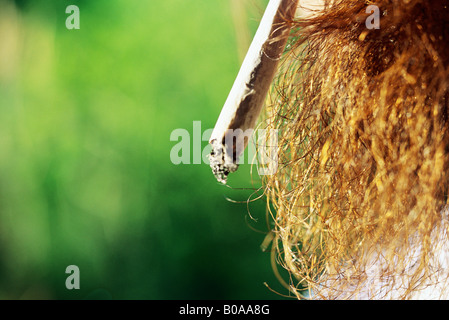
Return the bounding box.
[209,139,239,184]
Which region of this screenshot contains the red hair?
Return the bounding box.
[263,0,449,299]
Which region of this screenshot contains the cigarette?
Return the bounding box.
[209,0,299,184]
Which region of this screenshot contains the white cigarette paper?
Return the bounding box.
[209,0,299,184]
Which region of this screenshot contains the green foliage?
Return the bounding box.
[0,0,288,299]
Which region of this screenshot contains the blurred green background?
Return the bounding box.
[0,0,292,299]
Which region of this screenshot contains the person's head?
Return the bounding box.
[262,0,449,299]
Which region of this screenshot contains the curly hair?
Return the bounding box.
[262,0,449,299]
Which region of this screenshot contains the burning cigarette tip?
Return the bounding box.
[209,139,239,184]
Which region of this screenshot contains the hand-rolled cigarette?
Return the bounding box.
[209,0,299,184]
